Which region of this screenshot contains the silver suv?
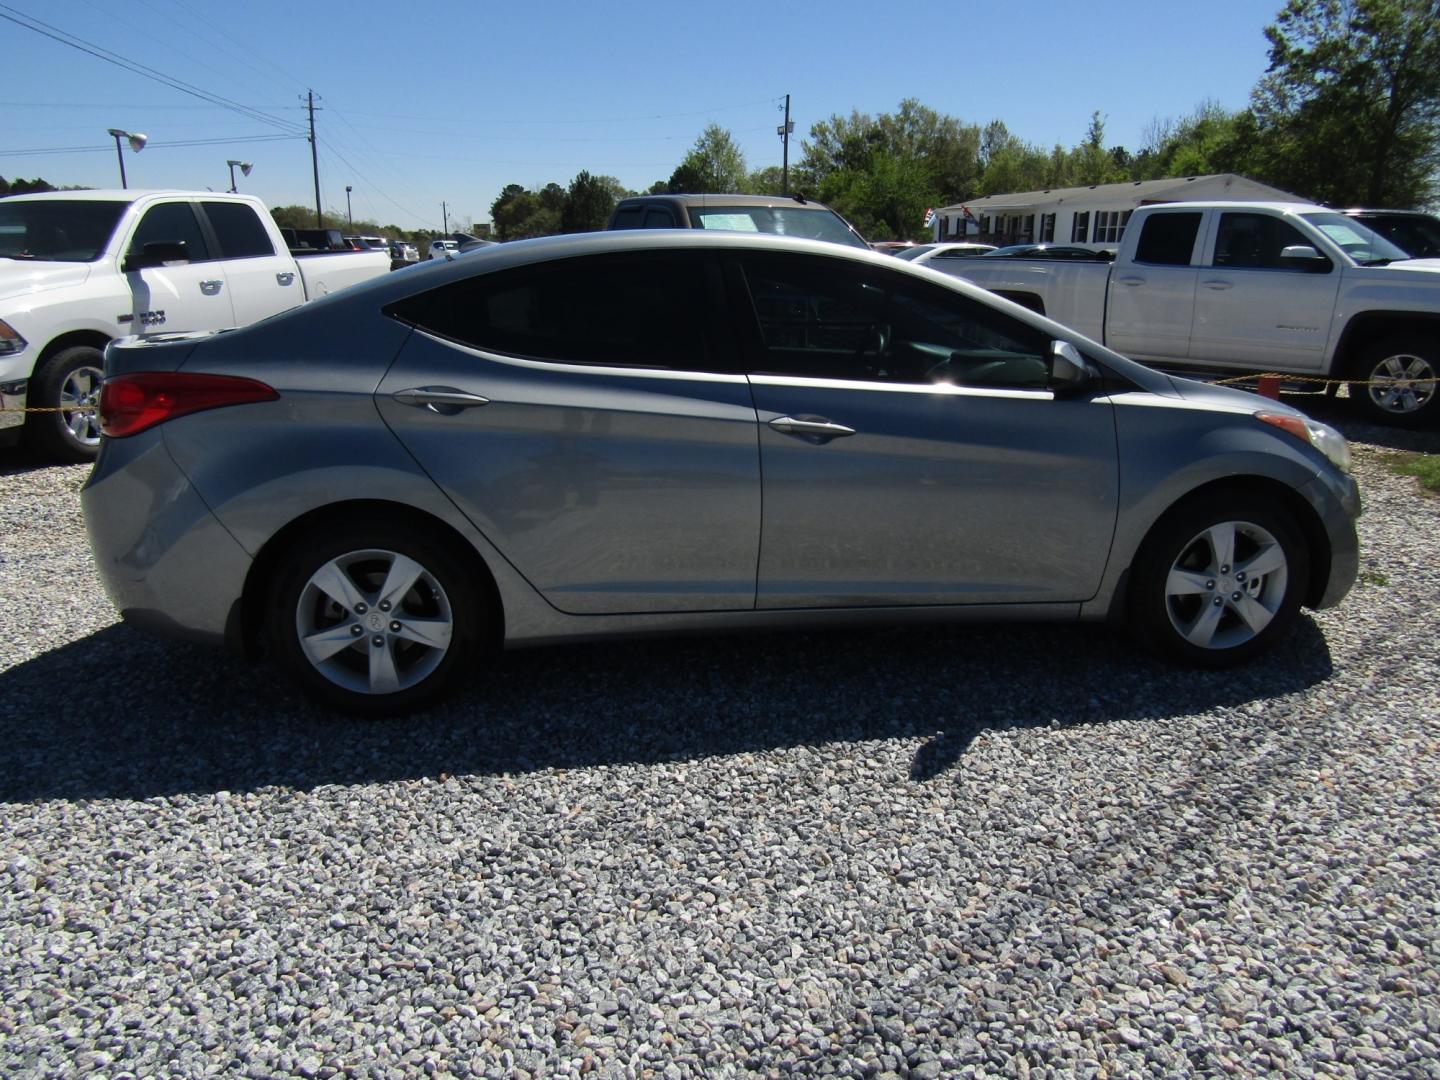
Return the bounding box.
[608,193,869,250]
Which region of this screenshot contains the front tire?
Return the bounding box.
[25,345,106,463]
[1350,336,1438,428]
[267,523,485,715]
[1130,497,1309,667]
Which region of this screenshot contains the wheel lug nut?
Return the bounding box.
[379,600,391,612]
[1220,565,1230,574]
[390,621,401,632]
[1213,596,1224,606]
[1231,591,1242,601]
[1235,571,1246,582]
[372,635,385,647]
[350,624,363,636]
[1206,580,1215,590]
[354,602,368,615]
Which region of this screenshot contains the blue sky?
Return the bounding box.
[2,0,1281,231]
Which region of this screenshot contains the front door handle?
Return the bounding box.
[1117,276,1144,286]
[199,279,223,295]
[276,271,295,286]
[1201,279,1233,290]
[391,386,490,415]
[769,415,856,442]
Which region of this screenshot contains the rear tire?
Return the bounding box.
[1129,496,1309,667]
[267,521,485,715]
[1350,335,1438,428]
[25,345,106,463]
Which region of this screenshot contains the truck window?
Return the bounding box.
[202,201,276,259]
[610,206,644,230]
[643,208,677,228]
[127,202,212,263]
[1214,213,1328,270]
[1134,212,1202,265]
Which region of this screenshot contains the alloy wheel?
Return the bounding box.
[1367,353,1437,416]
[60,365,104,446]
[1163,520,1289,650]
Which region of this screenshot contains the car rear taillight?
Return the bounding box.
[100,372,279,438]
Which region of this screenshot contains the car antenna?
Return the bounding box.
[791,194,808,204]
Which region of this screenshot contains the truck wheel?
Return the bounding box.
[1350,336,1438,428]
[1129,496,1308,667]
[25,345,106,463]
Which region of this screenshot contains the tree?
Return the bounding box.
[1252,0,1440,206]
[0,176,57,196]
[668,124,748,193]
[560,170,616,233]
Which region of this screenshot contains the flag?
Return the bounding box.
[922,207,936,227]
[961,205,978,223]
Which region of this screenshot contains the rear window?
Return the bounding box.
[610,206,644,230]
[202,201,275,259]
[690,206,868,249]
[1133,212,1202,266]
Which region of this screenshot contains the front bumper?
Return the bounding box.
[81,430,253,646]
[0,378,26,442]
[1307,470,1361,610]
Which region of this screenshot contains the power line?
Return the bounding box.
[334,96,787,127]
[0,133,304,157]
[0,3,306,134]
[317,136,439,230]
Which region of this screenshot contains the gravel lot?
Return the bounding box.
[1,399,1437,1078]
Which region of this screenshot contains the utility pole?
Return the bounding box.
[307,89,323,228]
[442,201,448,234]
[778,94,794,195]
[345,185,353,228]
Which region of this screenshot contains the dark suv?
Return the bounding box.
[607,193,869,250]
[1340,209,1440,259]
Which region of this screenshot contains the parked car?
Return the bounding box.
[896,242,998,264]
[940,201,1440,427]
[608,193,869,250]
[1339,209,1440,260]
[428,239,460,260]
[0,190,391,461]
[980,244,1116,261]
[388,239,420,270]
[82,230,1358,714]
[871,241,918,255]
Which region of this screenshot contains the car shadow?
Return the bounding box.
[0,616,1334,803]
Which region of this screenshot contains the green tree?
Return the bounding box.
[560,170,617,232]
[1252,0,1440,206]
[0,176,58,196]
[668,123,749,193]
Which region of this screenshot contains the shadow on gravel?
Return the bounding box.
[0,613,1334,802]
[0,445,65,478]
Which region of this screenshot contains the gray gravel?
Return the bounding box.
[1,405,1437,1078]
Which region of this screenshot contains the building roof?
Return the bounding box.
[939,174,1301,213]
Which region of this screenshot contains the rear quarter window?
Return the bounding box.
[1133,212,1202,266]
[202,201,276,259]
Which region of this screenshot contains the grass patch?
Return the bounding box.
[1386,452,1440,495]
[1359,570,1389,587]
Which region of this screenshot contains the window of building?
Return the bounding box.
[201,201,275,259]
[1071,212,1090,243]
[1040,214,1056,243]
[388,253,722,371]
[1093,210,1132,245]
[1133,211,1203,265]
[738,253,1049,389]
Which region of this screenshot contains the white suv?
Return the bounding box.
[428,239,460,260]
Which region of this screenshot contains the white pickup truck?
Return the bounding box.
[938,201,1440,427]
[0,190,392,460]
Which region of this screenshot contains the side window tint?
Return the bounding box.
[741,255,1050,389]
[392,254,719,371]
[611,207,644,230]
[1134,212,1202,265]
[643,208,676,228]
[127,202,211,263]
[1214,213,1326,269]
[202,202,276,258]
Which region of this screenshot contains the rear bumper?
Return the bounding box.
[0,379,26,443]
[81,431,253,646]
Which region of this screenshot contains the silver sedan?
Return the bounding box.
[82,231,1360,714]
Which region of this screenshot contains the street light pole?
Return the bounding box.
[346,186,353,228]
[777,95,794,195]
[107,128,148,189]
[227,159,253,193]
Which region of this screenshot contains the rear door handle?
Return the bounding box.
[769,415,856,442]
[199,279,223,295]
[1201,279,1233,290]
[276,271,295,286]
[1117,276,1144,286]
[392,386,490,414]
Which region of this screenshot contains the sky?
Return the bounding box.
[2,0,1282,232]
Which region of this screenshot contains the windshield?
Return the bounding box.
[690,205,868,249]
[1360,214,1440,259]
[896,245,935,260]
[1300,212,1410,265]
[0,199,128,262]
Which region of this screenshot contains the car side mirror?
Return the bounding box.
[1279,244,1329,271]
[123,241,190,272]
[1049,340,1093,394]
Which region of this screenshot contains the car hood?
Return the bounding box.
[1363,257,1440,277]
[1165,373,1306,417]
[0,260,93,304]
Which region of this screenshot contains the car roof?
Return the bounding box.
[615,193,837,210]
[0,189,261,204]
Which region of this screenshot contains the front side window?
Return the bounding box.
[1214,213,1332,270]
[202,202,276,259]
[389,253,721,371]
[1134,212,1202,265]
[127,201,211,263]
[0,199,127,262]
[740,254,1050,389]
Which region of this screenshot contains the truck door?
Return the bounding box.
[121,201,235,333]
[199,200,301,326]
[1103,210,1205,363]
[1188,210,1340,372]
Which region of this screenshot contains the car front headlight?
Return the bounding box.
[0,319,27,357]
[1256,411,1351,474]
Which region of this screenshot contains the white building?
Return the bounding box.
[933,174,1303,249]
